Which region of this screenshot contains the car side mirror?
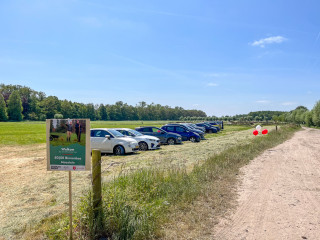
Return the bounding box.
[105,135,111,139]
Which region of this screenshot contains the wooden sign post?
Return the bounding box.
[46,119,91,239]
[69,171,73,240]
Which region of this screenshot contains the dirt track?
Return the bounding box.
[214,128,320,240]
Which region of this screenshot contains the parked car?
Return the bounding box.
[205,122,221,131]
[112,128,160,151]
[161,124,201,142]
[135,126,182,145]
[164,123,205,140]
[195,122,218,133]
[182,123,206,132]
[90,128,139,155]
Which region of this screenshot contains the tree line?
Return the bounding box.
[0,84,207,121]
[274,103,320,127]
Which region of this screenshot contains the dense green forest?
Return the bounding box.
[0,84,207,121]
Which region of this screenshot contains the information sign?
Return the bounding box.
[46,119,91,171]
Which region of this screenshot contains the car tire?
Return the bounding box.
[167,138,175,145]
[208,129,213,134]
[139,141,148,151]
[189,136,196,142]
[114,145,125,155]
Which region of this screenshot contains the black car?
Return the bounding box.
[195,122,218,133]
[205,122,221,131]
[135,126,182,145]
[205,121,223,131]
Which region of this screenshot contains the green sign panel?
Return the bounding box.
[46,119,91,171]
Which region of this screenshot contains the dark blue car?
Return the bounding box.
[161,124,201,142]
[195,122,218,133]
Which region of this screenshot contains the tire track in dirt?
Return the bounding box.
[214,128,320,240]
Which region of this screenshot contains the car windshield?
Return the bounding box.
[128,129,143,136]
[108,129,124,137]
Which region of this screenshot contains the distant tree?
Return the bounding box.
[86,103,96,120]
[304,111,313,127]
[98,104,108,120]
[39,96,61,119]
[7,90,23,121]
[60,100,75,119]
[0,94,8,121]
[312,101,320,127]
[54,113,64,119]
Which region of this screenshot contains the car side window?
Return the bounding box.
[127,131,134,136]
[166,126,175,132]
[142,127,151,132]
[118,130,127,136]
[176,127,185,133]
[94,130,103,137]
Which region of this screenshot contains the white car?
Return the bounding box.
[112,128,161,151]
[90,128,139,155]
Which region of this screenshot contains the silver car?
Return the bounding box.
[112,128,161,151]
[90,128,139,155]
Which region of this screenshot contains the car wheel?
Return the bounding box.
[208,129,213,134]
[114,145,125,155]
[167,138,175,145]
[139,142,148,151]
[189,136,196,142]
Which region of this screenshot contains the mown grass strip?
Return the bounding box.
[25,124,300,240]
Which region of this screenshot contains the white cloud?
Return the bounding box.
[282,101,296,106]
[207,82,219,87]
[256,100,270,104]
[251,36,287,48]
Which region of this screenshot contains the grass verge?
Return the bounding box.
[22,124,300,239]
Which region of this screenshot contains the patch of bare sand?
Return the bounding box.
[214,128,320,240]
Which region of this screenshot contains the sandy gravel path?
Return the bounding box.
[214,127,320,240]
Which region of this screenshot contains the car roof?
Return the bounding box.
[111,128,131,130]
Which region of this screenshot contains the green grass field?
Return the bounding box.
[0,121,250,145]
[0,121,168,145]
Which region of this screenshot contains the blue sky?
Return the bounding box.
[0,0,319,116]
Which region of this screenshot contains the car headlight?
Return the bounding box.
[149,139,156,142]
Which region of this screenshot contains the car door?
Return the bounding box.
[175,126,188,141]
[91,130,113,152]
[151,127,166,142]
